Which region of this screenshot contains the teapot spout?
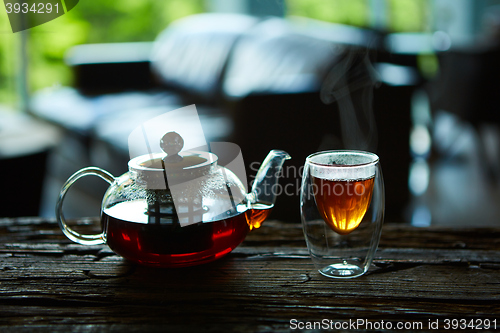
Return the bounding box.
[247,150,291,207]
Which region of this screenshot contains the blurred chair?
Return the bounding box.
[430,44,500,180]
[0,108,60,217]
[224,18,421,222]
[29,13,423,222]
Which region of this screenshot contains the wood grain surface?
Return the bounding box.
[1,217,499,332]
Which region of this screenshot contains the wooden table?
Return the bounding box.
[1,217,500,332]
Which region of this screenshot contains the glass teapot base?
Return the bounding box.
[126,251,235,268]
[102,211,250,268]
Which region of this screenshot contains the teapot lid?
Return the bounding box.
[128,132,217,189]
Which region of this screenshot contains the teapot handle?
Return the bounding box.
[56,167,115,245]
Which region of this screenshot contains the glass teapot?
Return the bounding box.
[56,132,290,267]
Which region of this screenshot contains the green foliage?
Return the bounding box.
[287,0,369,27]
[68,0,204,43]
[28,12,89,90]
[417,53,439,79]
[388,0,430,32]
[0,0,431,106]
[0,11,19,106]
[286,0,430,32]
[0,0,205,101]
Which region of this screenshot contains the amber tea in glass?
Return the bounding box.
[301,151,384,278]
[312,176,375,235]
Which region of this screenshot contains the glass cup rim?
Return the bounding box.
[306,150,379,168]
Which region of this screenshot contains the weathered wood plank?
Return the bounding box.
[1,217,500,332]
[3,218,500,249]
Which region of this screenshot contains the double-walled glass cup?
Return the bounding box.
[300,151,384,278]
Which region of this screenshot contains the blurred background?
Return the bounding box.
[1,0,500,226]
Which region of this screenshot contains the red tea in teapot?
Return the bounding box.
[102,200,272,267]
[56,130,290,268]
